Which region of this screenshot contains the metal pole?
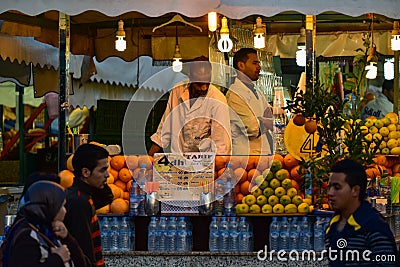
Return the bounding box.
[394,50,399,114]
[305,15,316,91]
[16,85,25,184]
[58,13,70,171]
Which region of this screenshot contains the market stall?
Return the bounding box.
[1,1,400,266]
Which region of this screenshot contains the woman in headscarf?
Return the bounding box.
[2,180,88,267]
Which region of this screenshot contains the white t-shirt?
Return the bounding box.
[360,92,393,120]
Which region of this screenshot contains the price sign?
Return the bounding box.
[284,118,323,160]
[153,152,215,201]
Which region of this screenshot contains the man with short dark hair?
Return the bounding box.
[326,159,399,266]
[64,144,113,267]
[149,56,231,155]
[227,48,273,155]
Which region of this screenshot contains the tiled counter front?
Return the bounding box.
[104,251,329,267]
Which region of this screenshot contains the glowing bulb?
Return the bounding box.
[253,17,265,49]
[208,12,217,32]
[217,16,233,52]
[115,20,126,51]
[365,62,377,79]
[391,21,400,51]
[296,47,306,67]
[172,58,182,72]
[384,59,394,80]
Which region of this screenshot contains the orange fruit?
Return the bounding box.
[110,155,126,170]
[217,167,226,178]
[246,156,260,171]
[132,168,141,179]
[290,165,304,182]
[215,155,230,171]
[247,168,261,182]
[59,169,75,189]
[138,155,153,169]
[304,120,317,134]
[123,191,129,200]
[256,155,272,172]
[66,154,74,171]
[235,193,244,204]
[283,153,299,170]
[107,173,115,184]
[392,163,400,173]
[114,180,127,192]
[373,155,388,167]
[126,180,132,192]
[110,198,129,214]
[234,167,247,184]
[235,184,240,194]
[394,172,400,177]
[119,167,133,183]
[109,184,123,199]
[125,155,139,170]
[273,154,284,165]
[240,181,250,195]
[293,114,306,126]
[229,156,246,169]
[109,168,119,180]
[96,204,110,214]
[291,180,300,191]
[365,167,380,178]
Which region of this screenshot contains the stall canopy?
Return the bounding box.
[1,1,399,63]
[1,0,400,19]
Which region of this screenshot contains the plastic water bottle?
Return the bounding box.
[223,164,236,216]
[176,217,188,252]
[148,217,158,251]
[214,180,225,216]
[129,181,141,216]
[289,217,300,250]
[130,218,135,251]
[110,217,120,251]
[219,217,229,252]
[137,164,148,216]
[269,217,280,251]
[166,217,177,251]
[238,217,252,252]
[119,217,131,251]
[279,217,289,251]
[228,217,239,252]
[209,217,219,252]
[300,216,312,251]
[157,217,167,252]
[313,216,325,251]
[100,216,110,252]
[186,218,193,251]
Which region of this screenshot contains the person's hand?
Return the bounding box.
[52,221,68,239]
[51,244,71,263]
[258,116,273,132]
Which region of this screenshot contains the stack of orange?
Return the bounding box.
[61,152,154,215]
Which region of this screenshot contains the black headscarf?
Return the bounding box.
[19,181,66,228]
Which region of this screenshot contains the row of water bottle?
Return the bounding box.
[269,216,330,252]
[99,216,135,252]
[148,216,193,252]
[214,163,236,217]
[129,164,148,216]
[209,216,253,252]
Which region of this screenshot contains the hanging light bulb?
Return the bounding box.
[365,62,378,79]
[296,27,306,67]
[384,58,395,80]
[391,21,400,51]
[115,20,126,51]
[218,16,233,52]
[208,12,218,32]
[253,17,265,49]
[172,44,182,72]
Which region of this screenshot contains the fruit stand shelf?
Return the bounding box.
[237,213,309,216]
